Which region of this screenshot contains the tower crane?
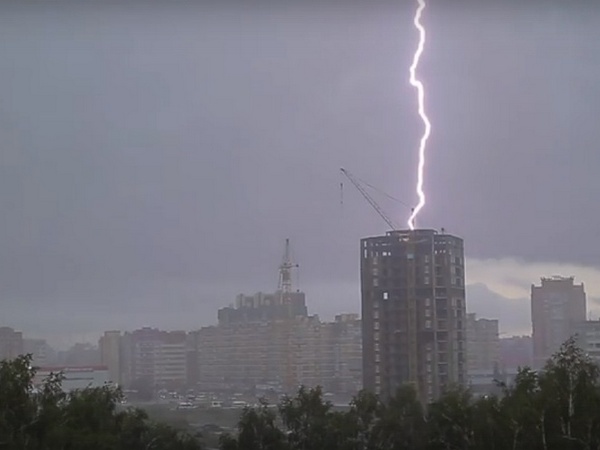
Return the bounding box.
[340,167,399,230]
[278,238,298,295]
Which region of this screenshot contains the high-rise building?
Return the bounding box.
[99,331,122,385]
[466,314,499,373]
[361,229,467,403]
[531,276,586,368]
[0,327,24,361]
[466,314,499,395]
[499,335,533,371]
[574,321,600,364]
[327,314,363,394]
[121,328,188,390]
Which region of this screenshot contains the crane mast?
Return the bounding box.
[278,238,298,295]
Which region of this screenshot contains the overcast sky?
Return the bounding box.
[1,1,599,347]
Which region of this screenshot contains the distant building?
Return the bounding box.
[23,339,54,367]
[59,343,100,367]
[193,310,361,394]
[192,240,362,394]
[218,291,308,325]
[34,366,110,392]
[154,331,187,388]
[121,328,187,390]
[361,229,467,403]
[466,314,499,395]
[531,276,586,368]
[99,331,122,385]
[574,321,600,364]
[499,335,533,370]
[466,314,499,372]
[0,327,23,361]
[327,314,363,394]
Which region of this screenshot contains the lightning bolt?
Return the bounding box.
[407,0,431,231]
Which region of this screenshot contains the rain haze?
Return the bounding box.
[1,0,600,347]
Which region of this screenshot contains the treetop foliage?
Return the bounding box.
[221,338,600,450]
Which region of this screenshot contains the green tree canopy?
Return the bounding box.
[0,354,202,450]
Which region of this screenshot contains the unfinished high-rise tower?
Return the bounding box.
[361,229,466,403]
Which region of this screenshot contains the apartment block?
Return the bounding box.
[531,276,586,367]
[122,328,187,389]
[466,314,499,372]
[361,229,467,403]
[0,327,23,361]
[193,293,362,394]
[99,331,122,385]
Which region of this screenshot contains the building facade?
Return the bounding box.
[499,335,533,371]
[99,331,122,386]
[574,320,600,364]
[121,328,188,389]
[466,314,499,373]
[0,327,23,361]
[193,294,362,395]
[531,276,586,368]
[361,229,467,403]
[466,314,499,394]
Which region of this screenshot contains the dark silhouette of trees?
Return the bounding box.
[0,354,202,450]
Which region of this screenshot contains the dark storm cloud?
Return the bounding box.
[1,1,599,342]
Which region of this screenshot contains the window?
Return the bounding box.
[425,298,431,307]
[374,310,379,319]
[383,292,389,300]
[424,276,430,285]
[425,320,432,329]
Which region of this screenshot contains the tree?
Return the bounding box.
[538,337,600,450]
[427,387,475,450]
[0,354,203,450]
[220,399,288,450]
[279,386,334,450]
[371,386,426,450]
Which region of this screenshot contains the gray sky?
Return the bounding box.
[1,1,599,347]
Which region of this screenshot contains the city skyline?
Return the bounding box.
[2,2,600,346]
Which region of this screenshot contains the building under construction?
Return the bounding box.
[361,229,466,403]
[192,240,362,395]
